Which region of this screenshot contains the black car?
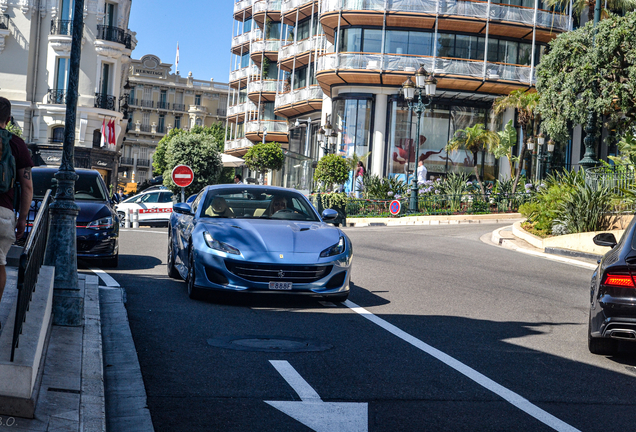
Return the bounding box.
[32,167,119,267]
[589,215,636,354]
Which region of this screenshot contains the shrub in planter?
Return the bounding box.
[314,155,350,224]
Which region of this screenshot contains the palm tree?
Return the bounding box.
[492,90,539,194]
[446,124,499,196]
[544,0,636,27]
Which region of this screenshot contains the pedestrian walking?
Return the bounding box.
[355,161,365,199]
[0,97,34,328]
[417,160,428,184]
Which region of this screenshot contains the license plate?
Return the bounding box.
[269,282,292,290]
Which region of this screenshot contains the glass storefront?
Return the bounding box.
[282,124,319,193]
[385,97,496,181]
[332,96,373,158]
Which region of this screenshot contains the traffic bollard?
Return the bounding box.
[133,209,139,229]
[125,209,131,228]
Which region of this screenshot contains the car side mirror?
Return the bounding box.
[173,202,193,215]
[322,209,338,222]
[593,233,617,248]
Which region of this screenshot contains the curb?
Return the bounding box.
[544,247,602,261]
[346,214,524,228]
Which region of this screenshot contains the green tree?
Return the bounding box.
[6,121,22,137]
[446,123,499,195]
[243,142,285,183]
[491,120,519,180]
[162,132,223,196]
[492,90,539,194]
[543,0,636,26]
[314,154,350,191]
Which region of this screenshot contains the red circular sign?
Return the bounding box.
[389,200,401,215]
[171,165,194,188]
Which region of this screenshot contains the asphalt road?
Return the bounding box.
[98,224,636,432]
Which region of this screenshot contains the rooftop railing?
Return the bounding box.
[320,0,570,31]
[234,0,255,13]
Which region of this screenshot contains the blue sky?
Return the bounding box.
[128,0,234,83]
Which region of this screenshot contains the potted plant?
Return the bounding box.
[313,154,350,225]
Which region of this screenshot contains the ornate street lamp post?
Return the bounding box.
[401,66,437,213]
[44,0,85,326]
[579,0,603,170]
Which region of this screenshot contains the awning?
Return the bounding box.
[222,153,245,168]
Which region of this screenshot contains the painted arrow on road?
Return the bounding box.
[265,360,368,432]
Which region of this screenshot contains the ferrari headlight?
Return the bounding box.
[203,231,240,255]
[86,216,113,230]
[320,236,345,257]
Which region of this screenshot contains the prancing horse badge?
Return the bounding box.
[279,254,284,259]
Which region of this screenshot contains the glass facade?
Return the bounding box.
[385,97,495,181]
[282,125,319,193]
[336,28,542,66]
[332,96,373,158]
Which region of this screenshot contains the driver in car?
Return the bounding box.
[269,196,288,215]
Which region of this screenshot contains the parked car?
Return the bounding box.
[31,167,119,267]
[115,189,174,226]
[588,216,636,354]
[168,185,353,301]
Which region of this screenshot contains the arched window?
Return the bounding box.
[93,129,102,148]
[51,126,65,144]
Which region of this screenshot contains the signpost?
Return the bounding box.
[171,164,194,202]
[389,200,401,216]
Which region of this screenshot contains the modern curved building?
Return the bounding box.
[227,0,572,188]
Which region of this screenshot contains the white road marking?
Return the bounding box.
[89,268,120,287]
[344,300,581,432]
[269,360,321,401]
[266,360,368,432]
[120,229,167,234]
[507,247,597,270]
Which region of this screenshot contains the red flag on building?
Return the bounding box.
[108,119,116,147]
[100,119,107,147]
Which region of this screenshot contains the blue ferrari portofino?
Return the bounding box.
[168,185,352,301]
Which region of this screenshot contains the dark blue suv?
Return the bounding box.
[32,167,119,267]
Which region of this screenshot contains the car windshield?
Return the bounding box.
[32,170,108,201]
[200,188,319,222]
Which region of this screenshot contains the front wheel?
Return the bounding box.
[186,250,204,300]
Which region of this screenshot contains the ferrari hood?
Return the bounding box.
[202,219,341,254]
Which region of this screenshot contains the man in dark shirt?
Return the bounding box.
[0,97,34,316]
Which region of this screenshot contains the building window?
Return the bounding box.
[158,114,165,133]
[195,94,201,105]
[332,96,373,158]
[195,118,203,127]
[100,62,112,95]
[104,2,116,27]
[93,129,102,148]
[51,126,65,143]
[55,58,69,91]
[174,116,181,129]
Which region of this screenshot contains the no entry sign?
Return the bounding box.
[171,165,194,188]
[389,200,401,216]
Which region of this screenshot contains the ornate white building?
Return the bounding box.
[0,0,136,188]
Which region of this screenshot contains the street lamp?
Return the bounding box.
[262,126,267,145]
[401,65,437,213]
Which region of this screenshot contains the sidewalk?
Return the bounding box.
[0,273,105,431]
[346,212,524,227]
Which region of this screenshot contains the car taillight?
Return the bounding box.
[603,274,636,288]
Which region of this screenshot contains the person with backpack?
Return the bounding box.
[0,97,34,322]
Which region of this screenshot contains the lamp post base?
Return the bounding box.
[409,177,419,213]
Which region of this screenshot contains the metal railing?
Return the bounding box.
[279,35,326,61]
[139,124,152,133]
[234,0,255,13]
[137,159,151,167]
[585,166,636,196]
[120,157,134,165]
[12,190,53,362]
[282,0,315,14]
[320,0,570,31]
[246,119,289,134]
[217,108,227,116]
[96,25,132,49]
[343,192,530,217]
[275,85,323,108]
[47,89,67,105]
[50,19,71,35]
[254,0,282,13]
[156,101,169,110]
[173,103,186,111]
[251,39,281,53]
[94,93,117,110]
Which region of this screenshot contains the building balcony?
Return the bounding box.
[97,25,133,49]
[94,93,117,111]
[156,101,170,110]
[278,34,325,71]
[173,103,187,112]
[189,105,208,115]
[274,85,323,118]
[137,158,151,167]
[234,0,255,21]
[245,119,289,143]
[231,28,262,55]
[316,52,533,97]
[247,79,280,103]
[130,99,154,108]
[120,157,134,166]
[229,65,260,89]
[47,89,67,105]
[253,0,282,28]
[281,0,317,25]
[227,101,258,123]
[250,39,281,64]
[225,138,253,154]
[50,19,72,36]
[217,108,228,116]
[320,0,570,44]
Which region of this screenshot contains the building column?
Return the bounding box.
[371,93,387,177]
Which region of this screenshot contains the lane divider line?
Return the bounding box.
[344,300,581,432]
[89,268,120,287]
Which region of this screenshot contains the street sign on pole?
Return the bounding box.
[389,200,401,216]
[171,165,194,202]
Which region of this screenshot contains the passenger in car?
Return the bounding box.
[206,197,235,218]
[266,195,287,216]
